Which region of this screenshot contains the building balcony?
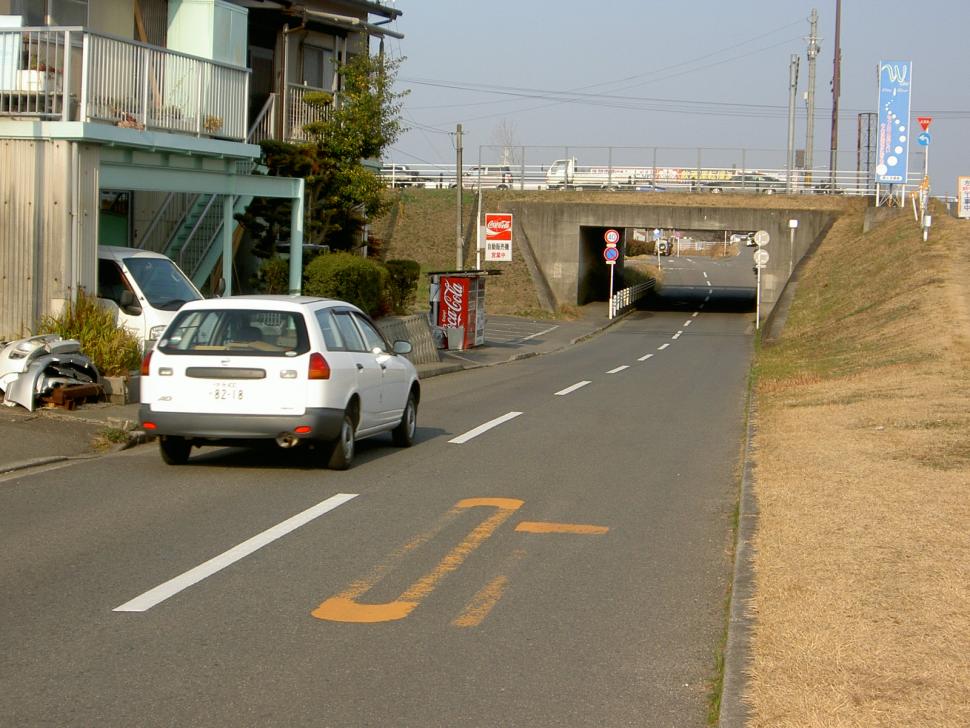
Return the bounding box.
[0,26,249,142]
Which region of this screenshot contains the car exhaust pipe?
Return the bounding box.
[276,434,301,448]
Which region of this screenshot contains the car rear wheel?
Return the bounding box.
[326,411,356,470]
[392,392,418,447]
[159,436,191,465]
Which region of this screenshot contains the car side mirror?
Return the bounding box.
[119,290,142,315]
[392,340,412,355]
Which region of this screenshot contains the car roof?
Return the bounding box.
[98,245,177,261]
[177,295,362,313]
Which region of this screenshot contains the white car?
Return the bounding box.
[138,296,420,469]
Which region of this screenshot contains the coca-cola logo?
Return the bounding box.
[485,213,513,241]
[441,280,464,329]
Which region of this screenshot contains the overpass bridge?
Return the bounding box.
[486,198,839,322]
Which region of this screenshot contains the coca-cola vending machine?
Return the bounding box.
[431,272,488,350]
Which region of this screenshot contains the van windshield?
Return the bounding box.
[123,257,203,310]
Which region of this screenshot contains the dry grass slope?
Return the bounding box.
[747,201,970,727]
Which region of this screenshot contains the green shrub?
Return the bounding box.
[256,255,291,294]
[37,290,143,377]
[303,252,388,316]
[384,258,421,314]
[626,240,650,257]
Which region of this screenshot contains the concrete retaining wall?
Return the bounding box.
[377,314,440,366]
[494,200,837,321]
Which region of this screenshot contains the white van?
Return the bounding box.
[97,246,204,351]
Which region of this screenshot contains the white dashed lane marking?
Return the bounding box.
[638,353,654,362]
[555,381,591,396]
[450,412,524,444]
[658,343,670,351]
[607,365,630,374]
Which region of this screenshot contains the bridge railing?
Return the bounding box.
[384,144,928,196]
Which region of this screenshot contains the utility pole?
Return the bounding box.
[787,53,800,193]
[455,123,463,270]
[805,8,820,184]
[829,0,842,189]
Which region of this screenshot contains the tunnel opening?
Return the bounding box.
[577,225,628,305]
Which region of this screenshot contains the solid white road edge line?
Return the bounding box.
[449,412,524,444]
[555,381,591,396]
[113,493,359,613]
[521,325,560,342]
[638,353,654,362]
[607,365,630,374]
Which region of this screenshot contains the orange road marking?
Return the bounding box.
[313,498,523,623]
[452,548,526,628]
[515,521,610,535]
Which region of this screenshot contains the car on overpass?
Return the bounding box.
[702,173,786,194]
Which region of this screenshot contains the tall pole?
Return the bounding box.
[829,0,842,189]
[805,8,819,183]
[455,123,463,270]
[787,54,800,193]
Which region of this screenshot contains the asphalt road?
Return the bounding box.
[1,286,754,727]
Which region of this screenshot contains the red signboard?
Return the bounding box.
[484,213,513,262]
[485,213,513,241]
[918,116,933,131]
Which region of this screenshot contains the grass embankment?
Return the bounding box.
[747,200,970,726]
[372,189,544,316]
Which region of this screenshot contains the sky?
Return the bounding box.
[377,0,970,195]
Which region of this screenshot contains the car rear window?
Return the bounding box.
[158,309,310,356]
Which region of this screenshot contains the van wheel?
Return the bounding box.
[392,392,418,447]
[326,411,356,470]
[159,436,191,465]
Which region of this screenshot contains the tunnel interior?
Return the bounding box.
[578,224,757,311]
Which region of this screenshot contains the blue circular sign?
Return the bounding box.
[604,246,619,261]
[918,132,931,146]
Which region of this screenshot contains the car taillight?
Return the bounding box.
[140,349,153,376]
[308,352,331,380]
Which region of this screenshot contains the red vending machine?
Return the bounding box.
[432,272,488,350]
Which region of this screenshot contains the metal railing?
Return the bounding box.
[0,26,248,140]
[284,82,331,142]
[610,280,655,319]
[384,143,930,196]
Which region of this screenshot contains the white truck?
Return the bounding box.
[545,158,654,190]
[96,246,204,352]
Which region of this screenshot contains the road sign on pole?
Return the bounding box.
[604,229,620,245]
[603,246,619,263]
[918,116,932,131]
[918,131,931,146]
[753,249,770,266]
[754,230,770,247]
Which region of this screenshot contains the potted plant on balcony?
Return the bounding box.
[16,61,61,94]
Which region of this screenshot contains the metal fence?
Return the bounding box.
[385,143,928,197]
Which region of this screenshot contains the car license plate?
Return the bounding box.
[212,382,243,401]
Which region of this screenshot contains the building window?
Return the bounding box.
[302,44,335,90]
[6,0,87,26]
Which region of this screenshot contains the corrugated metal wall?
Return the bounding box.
[0,139,99,339]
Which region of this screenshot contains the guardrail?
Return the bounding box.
[610,280,655,319]
[380,162,923,197]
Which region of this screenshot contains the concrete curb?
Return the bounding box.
[718,397,759,728]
